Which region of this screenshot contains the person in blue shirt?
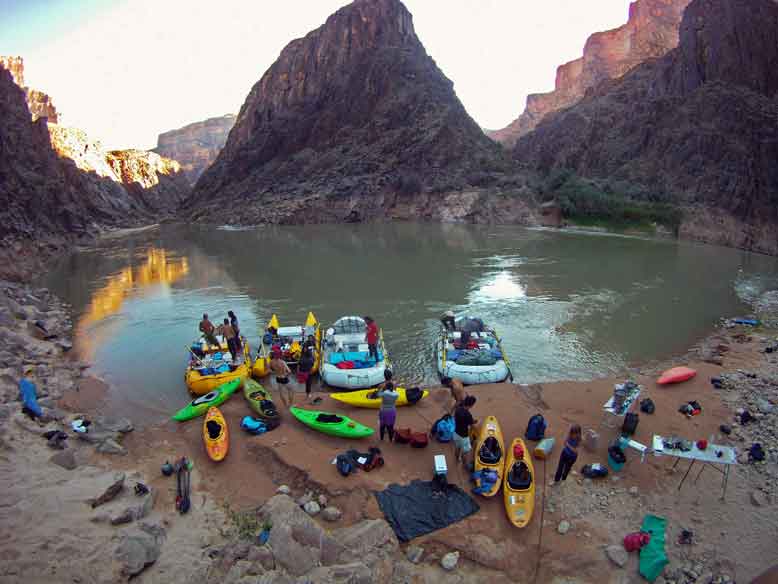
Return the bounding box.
[554,424,582,483]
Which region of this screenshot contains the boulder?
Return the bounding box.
[111,490,154,525]
[629,486,639,497]
[247,545,275,571]
[90,472,125,508]
[268,524,317,577]
[317,493,328,507]
[321,506,342,522]
[750,491,768,507]
[276,484,291,495]
[97,438,127,455]
[557,520,571,535]
[114,523,166,579]
[94,415,134,433]
[49,449,77,470]
[334,519,398,564]
[301,562,372,584]
[605,545,629,568]
[441,551,460,571]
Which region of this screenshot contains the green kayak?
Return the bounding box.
[243,378,280,422]
[289,407,374,439]
[172,378,242,422]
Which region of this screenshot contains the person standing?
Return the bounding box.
[364,316,379,362]
[199,313,219,349]
[453,395,478,466]
[228,310,242,351]
[374,370,399,442]
[442,376,466,414]
[298,344,315,403]
[220,318,238,361]
[270,351,293,407]
[441,310,456,331]
[554,424,582,483]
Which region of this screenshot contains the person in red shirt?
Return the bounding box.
[364,316,379,362]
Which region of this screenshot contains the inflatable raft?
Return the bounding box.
[252,312,321,378]
[185,335,250,395]
[436,317,511,385]
[320,316,389,389]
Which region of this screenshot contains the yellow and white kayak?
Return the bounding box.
[472,416,505,498]
[252,312,321,378]
[329,387,429,408]
[503,437,535,528]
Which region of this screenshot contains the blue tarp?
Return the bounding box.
[19,378,42,418]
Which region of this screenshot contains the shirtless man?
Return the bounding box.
[270,351,293,407]
[199,313,219,349]
[442,376,466,414]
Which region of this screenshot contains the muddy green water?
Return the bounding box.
[45,223,778,418]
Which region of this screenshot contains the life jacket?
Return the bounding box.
[525,414,547,441]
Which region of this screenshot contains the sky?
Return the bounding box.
[0,0,632,150]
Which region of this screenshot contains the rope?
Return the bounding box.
[532,458,548,584]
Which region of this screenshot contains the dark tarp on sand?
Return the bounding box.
[374,480,480,542]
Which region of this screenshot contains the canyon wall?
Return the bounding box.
[186,0,508,224]
[512,0,778,254]
[0,56,59,123]
[487,0,691,146]
[154,115,235,184]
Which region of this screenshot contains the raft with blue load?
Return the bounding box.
[436,317,512,385]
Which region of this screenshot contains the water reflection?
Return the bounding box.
[470,271,527,302]
[76,248,189,360]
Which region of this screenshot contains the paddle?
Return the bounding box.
[187,345,207,368]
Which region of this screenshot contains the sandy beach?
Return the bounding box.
[1,280,777,583]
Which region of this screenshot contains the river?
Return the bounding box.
[44,223,778,419]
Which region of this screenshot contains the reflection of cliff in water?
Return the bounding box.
[81,248,189,325]
[72,248,189,361]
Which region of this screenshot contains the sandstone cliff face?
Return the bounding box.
[0,56,59,123]
[487,0,691,146]
[513,0,778,254]
[187,0,507,224]
[154,115,235,184]
[47,125,190,214]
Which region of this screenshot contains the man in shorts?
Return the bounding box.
[270,351,293,407]
[442,376,466,414]
[453,395,478,466]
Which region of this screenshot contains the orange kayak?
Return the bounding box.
[203,406,229,461]
[657,366,697,385]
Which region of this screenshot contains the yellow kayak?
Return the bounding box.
[203,406,229,462]
[472,416,505,497]
[252,312,321,378]
[329,387,429,408]
[503,438,535,528]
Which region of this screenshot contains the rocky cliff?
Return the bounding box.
[0,56,59,123]
[487,0,691,146]
[513,0,778,254]
[187,0,507,224]
[0,64,189,279]
[46,124,190,213]
[153,115,235,184]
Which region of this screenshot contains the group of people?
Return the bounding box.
[269,334,317,407]
[441,376,581,486]
[198,311,242,361]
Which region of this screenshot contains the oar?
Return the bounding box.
[186,346,207,368]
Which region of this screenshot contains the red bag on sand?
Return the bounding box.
[623,532,651,552]
[394,428,412,444]
[410,432,428,448]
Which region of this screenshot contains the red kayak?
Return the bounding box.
[657,366,697,385]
